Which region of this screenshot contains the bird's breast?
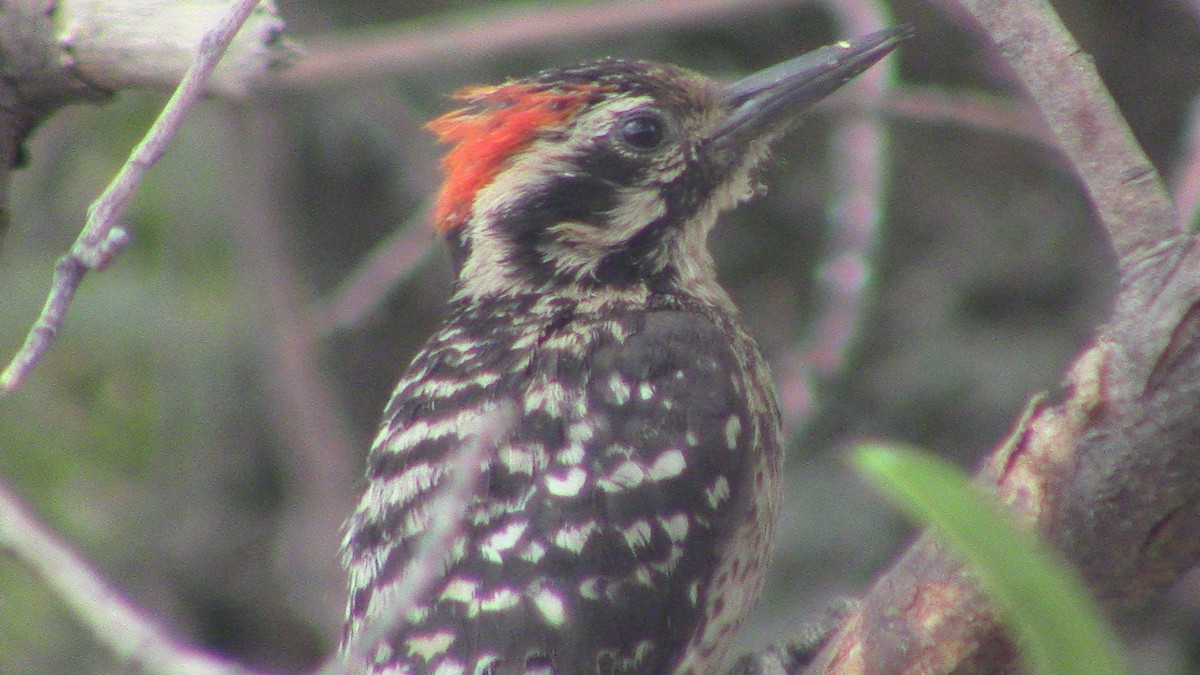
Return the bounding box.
[343,292,782,674]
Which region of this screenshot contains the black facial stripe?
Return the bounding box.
[591,147,726,286]
[526,171,620,225]
[574,139,653,185]
[493,172,620,284]
[491,126,725,290]
[445,223,471,273]
[593,217,671,286]
[662,147,721,217]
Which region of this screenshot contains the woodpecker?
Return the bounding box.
[342,27,908,674]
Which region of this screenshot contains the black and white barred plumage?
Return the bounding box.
[341,29,906,674]
[344,291,780,673]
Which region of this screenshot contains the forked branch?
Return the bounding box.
[0,0,281,395]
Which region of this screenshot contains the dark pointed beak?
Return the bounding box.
[710,25,913,150]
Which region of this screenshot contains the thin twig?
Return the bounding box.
[775,0,898,435]
[276,0,794,89]
[312,200,437,335]
[881,86,1052,146]
[318,406,514,675]
[0,479,266,675]
[0,0,264,395]
[225,103,361,633]
[813,0,894,374]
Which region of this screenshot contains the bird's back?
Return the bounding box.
[343,291,781,674]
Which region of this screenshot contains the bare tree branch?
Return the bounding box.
[0,0,291,242]
[224,103,361,634]
[881,87,1052,146]
[0,0,276,395]
[798,1,1197,672]
[775,0,898,435]
[275,0,797,89]
[0,479,268,675]
[56,0,292,99]
[959,0,1182,265]
[312,201,437,335]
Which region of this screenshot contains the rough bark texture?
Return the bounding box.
[0,1,111,238]
[0,0,287,241]
[794,242,1200,673]
[794,0,1200,670]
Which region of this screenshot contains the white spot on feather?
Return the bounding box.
[620,519,653,551]
[545,466,587,497]
[478,587,520,613]
[440,577,479,604]
[725,414,742,450]
[556,442,585,465]
[531,586,567,627]
[607,374,632,405]
[480,520,528,562]
[647,449,685,481]
[660,512,690,542]
[433,661,466,675]
[705,475,731,508]
[599,460,645,492]
[520,539,547,563]
[553,520,599,554]
[579,576,602,600]
[406,630,456,661]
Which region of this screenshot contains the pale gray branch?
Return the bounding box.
[56,0,293,99]
[776,0,898,435]
[0,0,275,395]
[276,0,794,89]
[955,0,1182,268]
[0,479,267,675]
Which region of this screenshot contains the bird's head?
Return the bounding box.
[427,27,909,304]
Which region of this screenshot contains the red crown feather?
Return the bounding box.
[427,83,597,231]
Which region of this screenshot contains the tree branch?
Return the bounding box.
[311,201,437,335]
[0,479,267,675]
[775,0,899,435]
[799,1,1197,672]
[961,0,1182,267]
[275,0,793,89]
[56,0,292,99]
[0,0,283,395]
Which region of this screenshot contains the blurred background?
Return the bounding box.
[1,0,1199,672]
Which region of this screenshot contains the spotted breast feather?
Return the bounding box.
[342,293,781,674]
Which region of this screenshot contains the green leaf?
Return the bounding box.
[853,444,1129,675]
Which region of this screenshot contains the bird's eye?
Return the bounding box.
[616,112,668,152]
